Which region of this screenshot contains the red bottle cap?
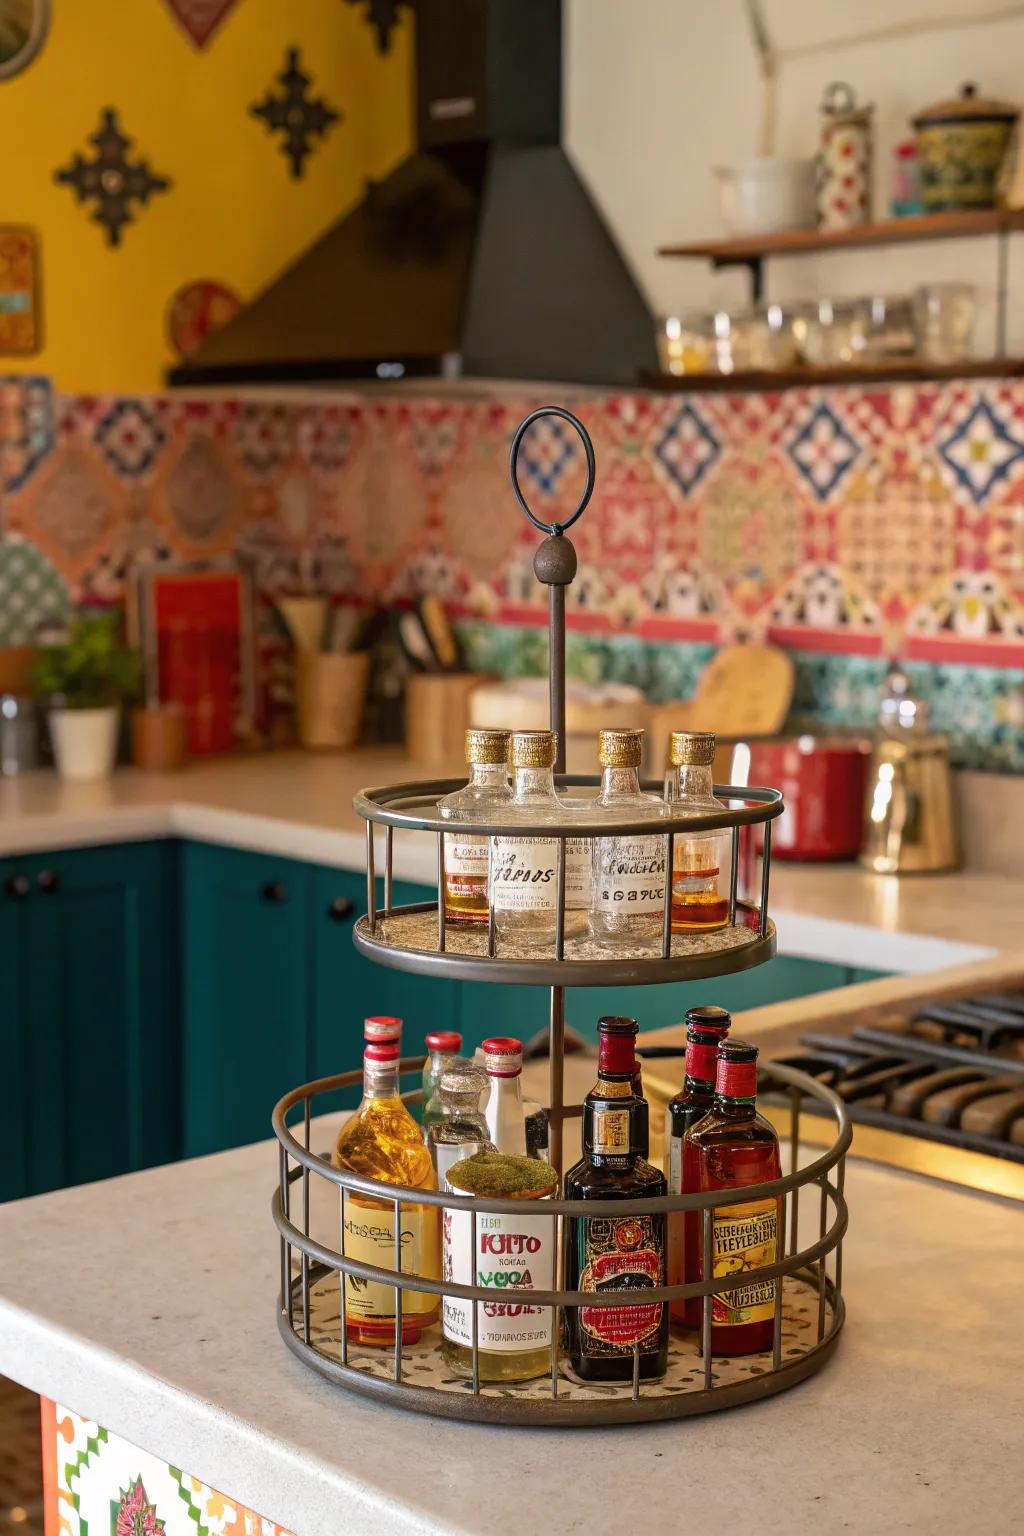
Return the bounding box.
[482,1036,523,1077]
[597,1016,638,1077]
[715,1038,758,1099]
[364,1041,401,1063]
[364,1015,402,1042]
[425,1031,462,1053]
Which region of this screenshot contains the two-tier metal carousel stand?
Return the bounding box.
[272,406,851,1427]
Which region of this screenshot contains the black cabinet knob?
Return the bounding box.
[261,881,288,903]
[328,896,355,922]
[4,873,30,899]
[37,870,60,894]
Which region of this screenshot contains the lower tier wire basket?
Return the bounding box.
[271,1062,850,1427]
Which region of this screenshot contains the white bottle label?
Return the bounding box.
[442,1206,555,1353]
[444,832,489,876]
[341,1193,439,1319]
[565,836,592,909]
[597,835,666,913]
[490,837,557,911]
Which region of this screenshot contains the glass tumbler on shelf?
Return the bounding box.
[913,282,975,364]
[666,730,730,933]
[656,312,713,377]
[794,297,870,367]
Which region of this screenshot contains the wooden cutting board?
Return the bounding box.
[647,644,794,771]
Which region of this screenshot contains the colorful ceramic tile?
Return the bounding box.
[161,0,238,48]
[96,398,167,478]
[250,49,340,179]
[786,396,862,501]
[653,400,720,497]
[54,109,171,248]
[0,533,69,643]
[165,434,237,542]
[0,371,52,492]
[0,227,40,354]
[937,393,1024,502]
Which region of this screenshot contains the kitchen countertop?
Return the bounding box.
[0,747,1013,970]
[0,1108,1020,1536]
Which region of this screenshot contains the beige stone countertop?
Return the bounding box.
[0,746,1015,971]
[0,1107,1021,1536]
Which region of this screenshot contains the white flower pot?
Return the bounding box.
[49,705,121,782]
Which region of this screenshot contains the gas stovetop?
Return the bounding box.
[769,989,1024,1201]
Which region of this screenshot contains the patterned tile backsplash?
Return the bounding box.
[1,374,1023,768]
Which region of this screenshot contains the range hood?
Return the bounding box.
[169,0,655,388]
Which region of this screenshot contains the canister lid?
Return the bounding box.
[913,82,1018,126]
[426,1031,462,1053]
[364,1015,402,1042]
[482,1036,523,1077]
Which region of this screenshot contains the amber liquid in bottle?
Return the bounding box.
[439,732,511,928]
[682,1039,781,1355]
[563,1017,669,1383]
[664,1007,731,1326]
[666,734,730,933]
[332,1043,441,1346]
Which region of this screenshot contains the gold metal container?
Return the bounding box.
[860,732,958,874]
[913,83,1018,212]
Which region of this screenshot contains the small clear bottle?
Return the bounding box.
[591,727,667,945]
[438,728,511,926]
[425,1062,496,1184]
[422,1030,463,1130]
[490,730,560,945]
[666,730,730,932]
[481,1036,528,1155]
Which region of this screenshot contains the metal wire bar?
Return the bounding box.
[759,821,772,939]
[384,826,394,915]
[702,1207,713,1388]
[632,1344,640,1403]
[278,1142,288,1319]
[302,1097,311,1347]
[729,826,740,924]
[555,838,566,963]
[393,1198,403,1383]
[662,832,674,958]
[436,833,446,953]
[339,1193,348,1367]
[365,821,376,937]
[471,1208,479,1394]
[487,854,496,958]
[280,1143,293,1332]
[550,583,566,775]
[772,1192,786,1370]
[835,1155,847,1297]
[817,1176,829,1340]
[549,987,566,1176]
[550,1209,560,1400]
[789,1086,801,1258]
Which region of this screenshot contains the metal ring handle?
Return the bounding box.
[508,405,596,536]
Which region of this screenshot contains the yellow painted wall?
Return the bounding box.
[0,0,413,391]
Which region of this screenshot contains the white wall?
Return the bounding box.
[565,0,1024,355]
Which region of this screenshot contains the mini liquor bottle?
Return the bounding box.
[425,1062,496,1184]
[563,1017,669,1382]
[438,728,511,926]
[442,1151,559,1383]
[663,1005,731,1326]
[422,1030,463,1129]
[591,727,667,946]
[332,1041,441,1346]
[490,731,587,945]
[683,1038,782,1356]
[666,731,730,932]
[481,1035,528,1155]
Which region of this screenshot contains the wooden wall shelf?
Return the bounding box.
[657,208,1024,266]
[640,357,1024,394]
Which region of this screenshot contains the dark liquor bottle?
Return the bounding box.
[664,1005,731,1326]
[683,1038,782,1356]
[563,1017,669,1382]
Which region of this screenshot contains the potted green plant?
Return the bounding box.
[30,610,142,782]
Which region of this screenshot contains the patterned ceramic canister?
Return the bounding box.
[913,83,1018,212]
[818,82,873,231]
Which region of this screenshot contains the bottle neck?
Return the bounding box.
[488,1072,523,1104]
[584,1071,642,1164]
[674,763,715,802]
[713,1095,757,1119]
[468,762,509,789]
[363,1064,400,1101]
[600,764,641,801]
[683,1036,719,1093]
[511,764,556,801]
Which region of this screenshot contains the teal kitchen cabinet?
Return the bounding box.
[311,866,459,1109]
[181,842,312,1157]
[0,842,176,1202]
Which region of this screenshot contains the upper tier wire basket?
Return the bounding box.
[271,405,849,1426]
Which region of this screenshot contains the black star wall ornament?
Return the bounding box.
[54,109,171,248]
[250,48,340,179]
[344,0,410,54]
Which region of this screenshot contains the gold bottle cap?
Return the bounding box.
[668,730,716,767]
[598,727,644,767]
[465,728,511,766]
[510,729,557,768]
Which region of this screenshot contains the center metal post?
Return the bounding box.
[508,406,597,1178]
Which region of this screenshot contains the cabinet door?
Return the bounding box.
[181,843,311,1157]
[311,867,459,1107]
[4,842,175,1198]
[0,857,33,1201]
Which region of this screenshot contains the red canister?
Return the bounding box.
[748,736,870,861]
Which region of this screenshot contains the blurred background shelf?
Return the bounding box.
[657,207,1024,266]
[640,357,1024,392]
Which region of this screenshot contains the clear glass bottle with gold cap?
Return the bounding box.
[489,729,586,945]
[591,727,667,945]
[666,730,730,932]
[438,728,511,927]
